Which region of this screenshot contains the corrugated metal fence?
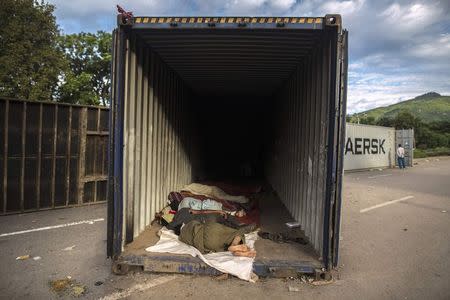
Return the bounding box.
[396,129,414,167]
[0,98,109,215]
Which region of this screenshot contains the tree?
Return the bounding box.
[392,110,420,129]
[359,115,376,125]
[57,72,99,105]
[376,116,394,127]
[0,0,65,100]
[376,110,420,129]
[375,110,450,149]
[57,31,112,105]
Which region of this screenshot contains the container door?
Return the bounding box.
[331,29,348,268]
[107,28,126,258]
[323,28,348,270]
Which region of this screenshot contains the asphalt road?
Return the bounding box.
[0,157,449,299]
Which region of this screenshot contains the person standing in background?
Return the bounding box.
[397,144,406,169]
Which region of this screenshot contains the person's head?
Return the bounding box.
[398,144,402,147]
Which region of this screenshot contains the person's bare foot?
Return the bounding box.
[228,244,249,252]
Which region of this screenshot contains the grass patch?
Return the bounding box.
[414,147,450,158]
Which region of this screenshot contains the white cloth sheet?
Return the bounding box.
[146,227,257,281]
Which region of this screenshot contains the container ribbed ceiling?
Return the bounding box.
[135,29,324,96]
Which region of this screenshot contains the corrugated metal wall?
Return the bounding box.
[121,33,197,241]
[344,123,396,171]
[265,36,332,256]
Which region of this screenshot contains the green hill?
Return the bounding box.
[351,92,450,123]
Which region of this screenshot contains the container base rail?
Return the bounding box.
[111,254,329,279]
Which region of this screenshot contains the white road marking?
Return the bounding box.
[99,275,178,300]
[368,174,393,179]
[0,218,104,238]
[360,196,414,213]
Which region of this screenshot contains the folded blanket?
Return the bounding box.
[182,183,249,204]
[146,227,257,281]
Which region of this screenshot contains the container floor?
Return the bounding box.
[118,190,323,277]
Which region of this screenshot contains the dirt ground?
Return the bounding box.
[0,157,449,299]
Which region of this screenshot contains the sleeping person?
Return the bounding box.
[166,207,245,234]
[179,220,256,257]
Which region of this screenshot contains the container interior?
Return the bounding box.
[114,26,339,266]
[122,190,323,273]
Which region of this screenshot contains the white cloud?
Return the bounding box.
[224,0,267,14]
[221,0,296,15]
[192,0,226,14]
[321,0,365,15]
[268,0,296,12]
[347,65,450,113]
[380,2,439,32]
[409,33,450,59]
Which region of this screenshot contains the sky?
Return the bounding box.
[47,0,450,114]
